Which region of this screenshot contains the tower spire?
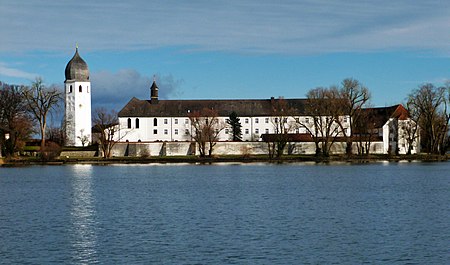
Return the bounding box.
[150,77,159,104]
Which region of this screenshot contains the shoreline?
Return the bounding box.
[1,154,448,167]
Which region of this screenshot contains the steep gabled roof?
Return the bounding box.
[362,104,409,128]
[118,97,310,117]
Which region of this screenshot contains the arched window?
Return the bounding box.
[69,85,72,93]
[135,118,139,129]
[79,85,82,92]
[127,118,132,129]
[153,118,157,126]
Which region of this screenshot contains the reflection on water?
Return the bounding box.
[69,165,98,263]
[0,162,449,264]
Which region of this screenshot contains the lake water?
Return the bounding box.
[0,162,449,264]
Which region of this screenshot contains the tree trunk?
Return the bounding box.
[208,141,215,157]
[346,141,352,156]
[40,123,46,150]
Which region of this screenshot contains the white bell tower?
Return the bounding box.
[64,46,92,146]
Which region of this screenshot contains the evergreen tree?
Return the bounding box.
[226,111,242,141]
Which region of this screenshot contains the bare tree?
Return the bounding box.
[93,108,127,158]
[77,129,90,147]
[403,100,421,155]
[0,82,33,157]
[299,87,344,157]
[47,124,66,147]
[408,83,449,154]
[353,108,377,156]
[188,108,224,157]
[337,78,371,155]
[267,97,296,158]
[22,77,62,150]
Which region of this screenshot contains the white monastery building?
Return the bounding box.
[62,48,419,155]
[116,82,419,155]
[64,48,92,146]
[117,83,345,142]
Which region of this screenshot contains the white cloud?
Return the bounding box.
[0,62,37,80]
[1,0,450,54]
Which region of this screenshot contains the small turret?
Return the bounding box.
[150,79,159,104]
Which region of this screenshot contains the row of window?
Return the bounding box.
[242,117,316,124]
[164,118,189,125]
[243,117,348,124]
[127,118,191,128]
[127,118,140,129]
[152,129,189,135]
[68,85,89,93]
[224,128,304,135]
[126,117,349,130]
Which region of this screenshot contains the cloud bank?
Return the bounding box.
[90,69,182,111]
[1,0,450,54]
[0,62,37,80]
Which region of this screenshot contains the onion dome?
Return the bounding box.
[65,47,89,82]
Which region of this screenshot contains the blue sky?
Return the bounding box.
[1,0,450,112]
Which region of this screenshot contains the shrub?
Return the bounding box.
[40,142,61,161]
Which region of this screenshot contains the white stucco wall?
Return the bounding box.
[117,115,351,143]
[382,118,419,155]
[109,140,386,157]
[65,81,92,146]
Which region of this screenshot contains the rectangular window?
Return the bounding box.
[255,128,259,134]
[295,128,299,134]
[174,129,178,135]
[153,129,158,134]
[295,117,299,123]
[265,128,269,134]
[265,117,269,123]
[164,119,168,124]
[305,118,309,123]
[343,117,348,123]
[175,119,178,124]
[255,118,259,124]
[185,119,189,124]
[164,129,168,135]
[225,128,229,134]
[185,129,189,135]
[245,129,249,134]
[245,118,249,124]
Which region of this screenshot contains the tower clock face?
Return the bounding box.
[79,104,83,108]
